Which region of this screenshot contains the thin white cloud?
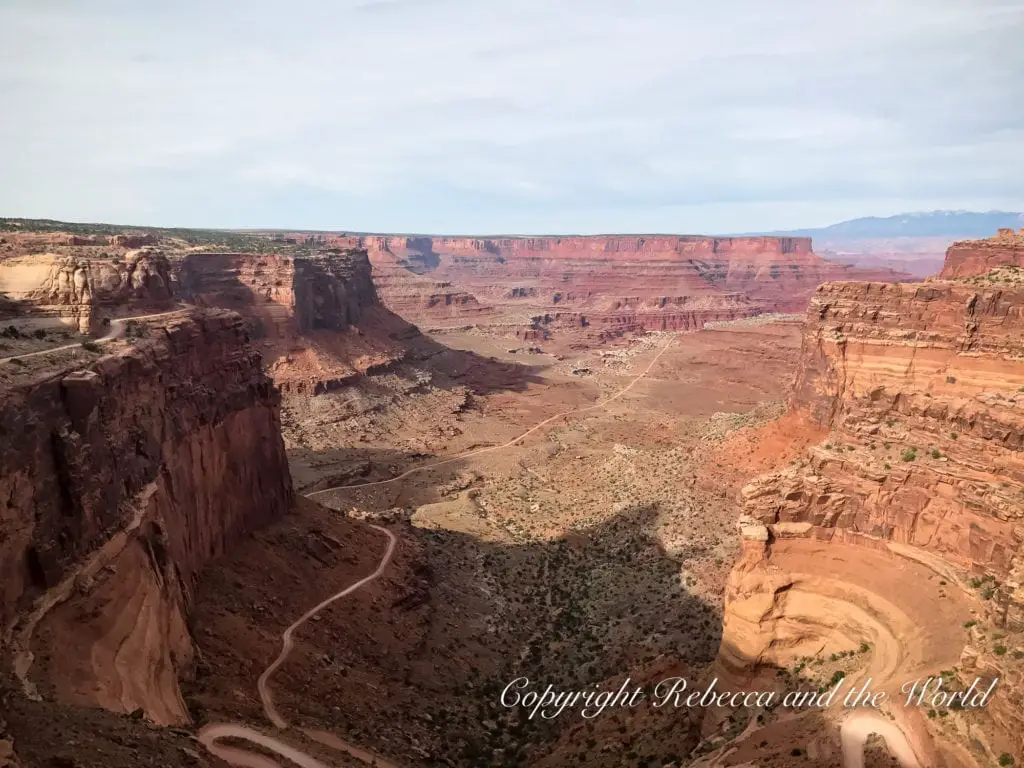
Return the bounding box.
[0,0,1021,232]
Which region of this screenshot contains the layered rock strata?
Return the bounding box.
[169,248,416,393]
[941,228,1024,278]
[714,235,1024,762]
[0,310,293,724]
[0,250,174,332]
[359,235,909,333]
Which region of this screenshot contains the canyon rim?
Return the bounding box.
[0,221,1020,768]
[2,2,1023,766]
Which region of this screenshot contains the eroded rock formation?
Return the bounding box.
[361,237,496,327]
[0,250,174,332]
[357,235,910,336]
[0,310,293,725]
[941,228,1024,279]
[169,248,416,394]
[712,233,1024,763]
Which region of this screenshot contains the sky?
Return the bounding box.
[1,0,1022,234]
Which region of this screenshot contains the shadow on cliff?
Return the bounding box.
[173,253,259,311]
[0,292,37,319]
[187,494,727,767]
[404,332,550,395]
[174,251,548,397]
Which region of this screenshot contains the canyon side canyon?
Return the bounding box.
[357,234,910,338]
[0,220,1020,768]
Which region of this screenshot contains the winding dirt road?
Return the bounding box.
[196,336,678,767]
[308,334,678,496]
[840,712,922,768]
[258,526,398,730]
[197,524,400,768]
[0,308,189,365]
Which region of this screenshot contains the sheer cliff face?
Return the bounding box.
[715,239,1024,761]
[0,310,293,725]
[940,229,1024,278]
[361,235,908,331]
[775,281,1024,565]
[0,250,174,331]
[170,249,414,393]
[170,249,378,336]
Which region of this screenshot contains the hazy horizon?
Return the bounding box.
[2,0,1022,233]
[2,208,1023,240]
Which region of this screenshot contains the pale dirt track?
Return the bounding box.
[840,712,922,768]
[198,336,679,767]
[308,333,679,496]
[197,525,400,768]
[0,308,189,365]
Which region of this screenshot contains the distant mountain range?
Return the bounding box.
[732,210,1024,279]
[735,210,1024,240]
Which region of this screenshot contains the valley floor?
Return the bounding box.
[184,321,811,767]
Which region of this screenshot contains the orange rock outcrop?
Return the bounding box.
[358,235,910,333]
[713,233,1024,762]
[0,250,174,332]
[0,310,293,724]
[940,228,1024,278]
[169,248,417,394]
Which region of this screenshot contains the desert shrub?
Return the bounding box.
[124,320,149,339]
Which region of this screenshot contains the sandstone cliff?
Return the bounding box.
[0,250,174,332]
[360,237,496,328]
[710,239,1024,763]
[170,248,417,394]
[360,235,909,334]
[0,310,293,725]
[941,228,1024,278]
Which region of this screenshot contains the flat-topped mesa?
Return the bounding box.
[790,280,1024,426]
[169,248,417,394]
[0,309,293,725]
[0,249,174,332]
[419,234,816,261]
[358,234,909,330]
[361,237,496,326]
[940,228,1024,278]
[757,276,1024,583]
[170,249,378,335]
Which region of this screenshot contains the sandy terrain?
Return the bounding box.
[183,321,815,767]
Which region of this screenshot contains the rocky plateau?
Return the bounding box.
[354,234,911,338]
[0,220,1019,768]
[701,230,1024,766]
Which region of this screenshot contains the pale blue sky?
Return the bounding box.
[1,0,1022,234]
